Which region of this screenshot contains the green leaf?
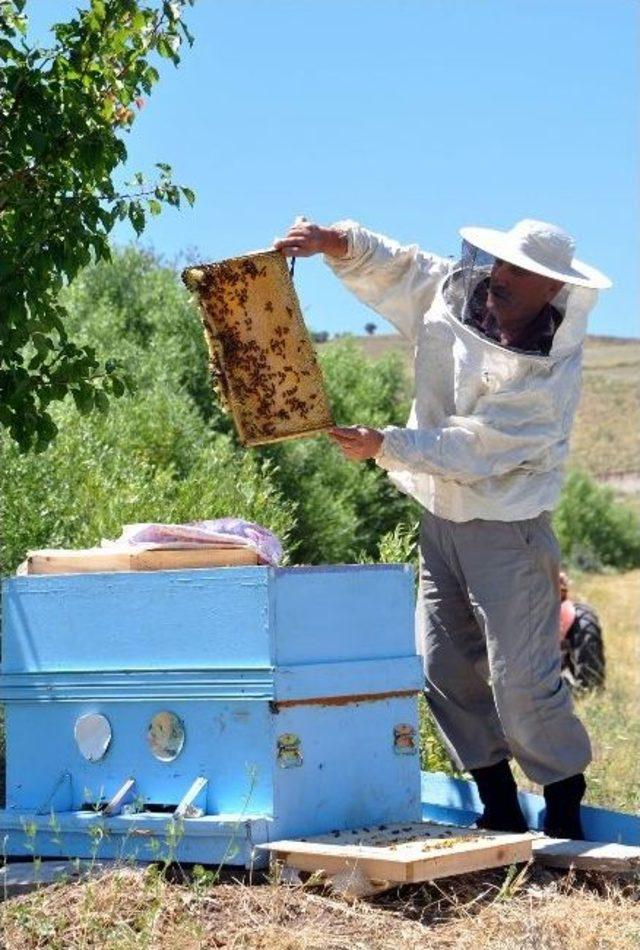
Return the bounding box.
[72,387,95,415]
[181,187,195,207]
[94,389,110,413]
[110,376,126,397]
[128,202,146,237]
[0,0,197,452]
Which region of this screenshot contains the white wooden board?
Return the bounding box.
[532,837,640,872]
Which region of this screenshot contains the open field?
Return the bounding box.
[341,334,640,487]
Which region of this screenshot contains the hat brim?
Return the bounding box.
[459,226,612,290]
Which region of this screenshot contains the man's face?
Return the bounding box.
[487,258,564,325]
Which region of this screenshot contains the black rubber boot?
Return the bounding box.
[470,759,529,833]
[543,773,586,840]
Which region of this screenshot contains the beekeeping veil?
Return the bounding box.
[442,219,612,341]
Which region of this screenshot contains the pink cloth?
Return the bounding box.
[113,519,283,566]
[559,599,576,640]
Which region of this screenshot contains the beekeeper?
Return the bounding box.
[274,217,611,840]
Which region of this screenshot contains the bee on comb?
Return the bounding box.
[182,249,333,446]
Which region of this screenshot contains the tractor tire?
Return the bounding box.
[561,601,605,691]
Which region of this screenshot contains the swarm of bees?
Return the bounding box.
[182,250,334,446]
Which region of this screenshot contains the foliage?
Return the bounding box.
[0,0,196,451]
[376,520,418,565]
[553,470,640,571]
[257,339,420,564]
[0,388,295,575]
[0,247,296,575]
[419,697,458,775]
[61,245,226,428]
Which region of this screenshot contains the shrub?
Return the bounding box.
[554,470,640,571]
[257,339,420,564]
[0,385,295,575]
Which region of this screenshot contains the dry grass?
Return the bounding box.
[2,863,640,949]
[512,570,640,811]
[571,373,640,479]
[571,570,640,811]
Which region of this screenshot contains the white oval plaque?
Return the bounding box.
[74,713,112,762]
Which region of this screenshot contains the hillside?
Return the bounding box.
[332,334,640,496]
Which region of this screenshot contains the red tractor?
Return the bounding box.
[559,572,606,691]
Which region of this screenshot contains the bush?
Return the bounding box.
[62,246,226,427]
[554,470,640,571]
[257,339,420,564]
[63,254,421,566]
[0,385,295,575]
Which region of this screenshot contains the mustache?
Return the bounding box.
[488,284,511,302]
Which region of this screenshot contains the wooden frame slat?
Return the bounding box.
[20,546,258,575]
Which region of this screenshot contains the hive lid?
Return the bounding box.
[183,249,334,446]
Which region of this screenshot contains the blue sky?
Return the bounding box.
[29,1,638,338]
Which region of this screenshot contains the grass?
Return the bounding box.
[511,570,640,812]
[564,571,640,811]
[2,855,639,948]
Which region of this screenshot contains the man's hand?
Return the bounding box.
[273,218,348,259]
[329,425,384,462]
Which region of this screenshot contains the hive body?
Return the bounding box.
[183,250,333,445]
[0,565,422,865]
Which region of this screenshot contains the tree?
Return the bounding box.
[0,0,196,451]
[364,322,377,336]
[310,330,329,344]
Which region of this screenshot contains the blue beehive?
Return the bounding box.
[0,565,423,865]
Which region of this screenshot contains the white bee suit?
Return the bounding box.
[324,221,598,522]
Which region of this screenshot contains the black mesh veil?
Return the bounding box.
[442,239,496,324]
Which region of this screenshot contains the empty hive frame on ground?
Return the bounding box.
[182,250,334,446]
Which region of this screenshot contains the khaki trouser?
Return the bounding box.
[418,509,592,786]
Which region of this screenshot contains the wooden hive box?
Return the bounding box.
[0,564,423,866]
[182,250,333,445]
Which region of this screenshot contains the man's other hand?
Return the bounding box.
[273,218,348,259]
[329,426,384,461]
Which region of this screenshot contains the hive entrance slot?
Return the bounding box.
[80,801,108,813]
[140,802,178,814]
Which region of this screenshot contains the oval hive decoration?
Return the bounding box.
[182,250,334,446]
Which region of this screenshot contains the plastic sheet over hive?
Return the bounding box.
[182,250,333,445]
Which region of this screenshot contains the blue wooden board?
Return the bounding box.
[421,772,640,846]
[4,701,274,815]
[272,565,415,664]
[274,696,421,839]
[2,569,273,672]
[2,565,415,672]
[0,812,272,866]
